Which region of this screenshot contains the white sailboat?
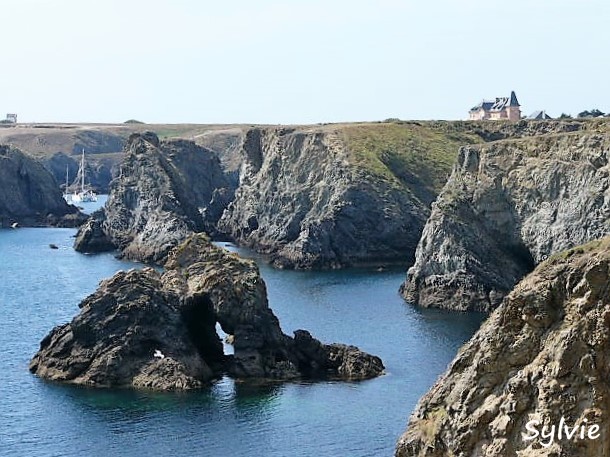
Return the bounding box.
[71,150,98,203]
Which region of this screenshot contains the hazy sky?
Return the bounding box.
[3,0,609,124]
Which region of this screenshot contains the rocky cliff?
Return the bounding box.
[31,234,384,390]
[396,237,610,457]
[0,126,128,193]
[402,130,610,311]
[0,145,85,227]
[74,132,234,263]
[218,123,475,268]
[45,151,119,194]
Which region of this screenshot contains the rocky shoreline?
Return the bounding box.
[0,145,85,228]
[9,118,610,455]
[396,238,610,456]
[402,130,610,311]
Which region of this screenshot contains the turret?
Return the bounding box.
[507,91,521,121]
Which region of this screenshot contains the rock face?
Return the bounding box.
[31,234,384,390]
[396,237,610,457]
[0,126,127,193]
[218,126,445,268]
[402,131,610,311]
[41,150,121,194]
[29,268,214,390]
[74,132,234,263]
[0,145,85,227]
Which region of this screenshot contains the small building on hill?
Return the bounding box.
[469,91,521,121]
[5,114,17,124]
[527,110,552,120]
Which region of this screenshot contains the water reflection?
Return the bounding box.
[41,374,284,421]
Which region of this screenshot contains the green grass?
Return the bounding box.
[341,122,481,196]
[417,406,448,444]
[546,237,610,264]
[151,126,202,140]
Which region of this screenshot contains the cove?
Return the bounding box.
[0,228,484,456]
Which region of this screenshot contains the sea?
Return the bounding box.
[0,197,485,457]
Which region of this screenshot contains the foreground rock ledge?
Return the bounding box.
[30,234,384,390]
[396,237,610,457]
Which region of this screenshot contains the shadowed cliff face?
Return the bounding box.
[44,152,119,194]
[0,127,127,193]
[31,234,384,390]
[397,238,610,457]
[74,132,235,263]
[0,145,85,227]
[218,127,436,269]
[402,132,610,312]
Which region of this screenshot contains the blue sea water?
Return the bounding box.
[0,219,485,456]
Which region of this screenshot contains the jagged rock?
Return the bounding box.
[0,127,127,193]
[164,234,384,380]
[29,268,214,390]
[217,127,438,269]
[402,132,610,311]
[293,330,385,379]
[74,132,235,262]
[0,145,85,227]
[31,234,384,390]
[396,237,610,457]
[73,215,115,252]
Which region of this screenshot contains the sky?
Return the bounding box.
[2,0,609,124]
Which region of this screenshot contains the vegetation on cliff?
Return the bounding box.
[342,122,481,204]
[402,126,610,311]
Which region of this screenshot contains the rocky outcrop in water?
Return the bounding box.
[402,131,610,311]
[31,234,384,389]
[396,237,610,457]
[0,145,85,227]
[74,132,234,262]
[217,126,440,268]
[29,267,215,390]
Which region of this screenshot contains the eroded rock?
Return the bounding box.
[74,132,235,262]
[217,127,433,269]
[31,234,384,390]
[396,237,610,457]
[402,132,610,311]
[0,145,85,227]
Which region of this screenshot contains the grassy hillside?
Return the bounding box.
[3,119,608,197]
[341,122,482,204]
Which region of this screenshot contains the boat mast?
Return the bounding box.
[81,149,85,193]
[65,165,69,194]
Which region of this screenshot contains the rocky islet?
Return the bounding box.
[30,234,384,389]
[74,132,235,263]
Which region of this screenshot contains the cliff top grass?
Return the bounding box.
[545,237,610,266]
[341,122,482,198]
